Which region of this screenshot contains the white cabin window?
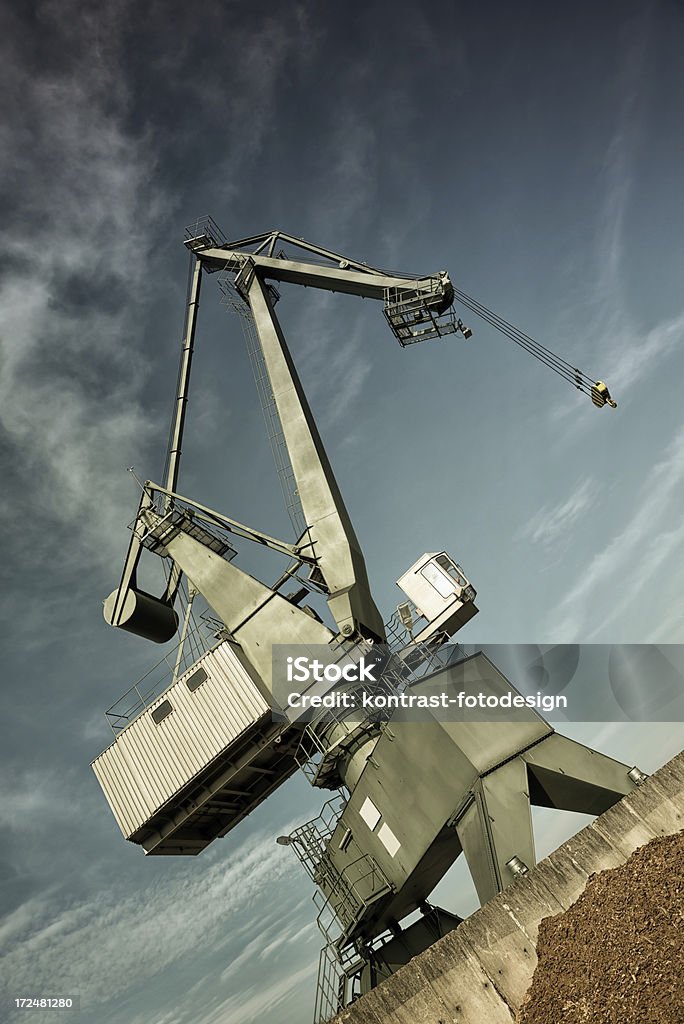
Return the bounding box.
[420,561,455,598]
[435,554,467,588]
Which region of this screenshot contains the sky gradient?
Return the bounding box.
[2,2,684,1023]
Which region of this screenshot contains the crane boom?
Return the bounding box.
[191,244,451,303]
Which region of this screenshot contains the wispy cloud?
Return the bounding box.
[170,6,321,206]
[0,769,86,834]
[534,12,684,644]
[0,826,304,1014]
[547,10,679,424]
[546,424,684,639]
[219,927,281,983]
[580,7,651,355]
[311,106,379,239]
[648,598,684,643]
[144,958,318,1024]
[0,1,167,577]
[197,962,317,1024]
[604,311,684,397]
[520,477,596,552]
[257,918,317,961]
[282,290,375,435]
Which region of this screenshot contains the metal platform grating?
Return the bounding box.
[140,507,238,561]
[383,280,459,345]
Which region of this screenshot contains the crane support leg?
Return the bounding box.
[102,488,180,643]
[246,272,385,641]
[523,733,635,814]
[165,257,203,502]
[455,758,536,904]
[455,734,637,904]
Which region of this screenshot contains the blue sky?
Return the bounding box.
[1,1,684,1022]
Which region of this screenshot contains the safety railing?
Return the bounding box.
[313,851,392,946]
[183,215,227,252]
[284,795,347,881]
[103,621,220,734]
[383,278,459,345]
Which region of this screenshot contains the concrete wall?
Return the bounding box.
[330,750,684,1024]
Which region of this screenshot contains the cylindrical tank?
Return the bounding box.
[310,715,381,791]
[103,587,179,644]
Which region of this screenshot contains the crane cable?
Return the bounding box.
[451,286,617,408]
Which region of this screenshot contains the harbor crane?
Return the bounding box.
[93,219,634,1021]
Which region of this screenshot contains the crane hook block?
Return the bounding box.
[103,587,179,644]
[591,381,617,409]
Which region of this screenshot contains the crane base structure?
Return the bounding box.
[273,651,643,1015]
[319,750,684,1024]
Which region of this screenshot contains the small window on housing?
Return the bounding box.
[151,700,173,724]
[186,667,208,693]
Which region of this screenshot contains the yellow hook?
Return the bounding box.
[591,381,617,409]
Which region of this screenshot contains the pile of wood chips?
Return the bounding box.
[516,832,684,1024]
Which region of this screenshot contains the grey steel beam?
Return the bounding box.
[245,271,385,640]
[238,230,390,275]
[103,487,180,643]
[197,248,441,302]
[165,257,203,504]
[456,759,536,904]
[523,733,635,814]
[192,229,412,277]
[145,481,305,560]
[151,520,334,692]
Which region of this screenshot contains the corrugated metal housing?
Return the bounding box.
[92,641,271,842]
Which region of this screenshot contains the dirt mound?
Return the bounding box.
[517,831,684,1024]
